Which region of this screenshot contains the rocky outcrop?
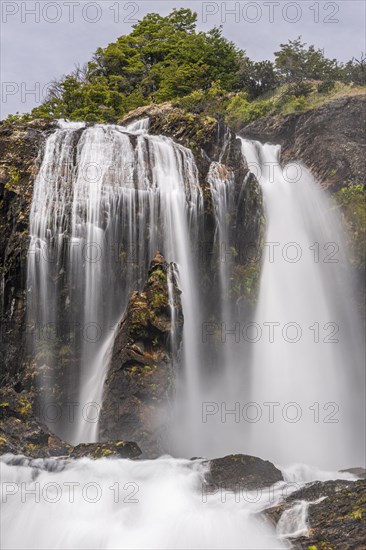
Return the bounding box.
[99,252,183,457]
[204,453,283,492]
[266,477,366,550]
[241,96,366,191]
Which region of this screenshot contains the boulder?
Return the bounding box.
[204,453,283,492]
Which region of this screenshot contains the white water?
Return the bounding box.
[240,139,365,470]
[1,453,359,550]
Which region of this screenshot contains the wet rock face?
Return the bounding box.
[99,252,183,458]
[266,478,366,550]
[0,119,56,387]
[241,96,366,191]
[204,454,283,492]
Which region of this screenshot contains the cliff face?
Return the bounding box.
[241,96,366,191]
[0,120,56,388]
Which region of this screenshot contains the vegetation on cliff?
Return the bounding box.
[4,9,365,128]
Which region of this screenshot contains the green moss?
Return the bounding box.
[232,260,262,305]
[5,166,20,191]
[131,307,149,326]
[149,267,167,284]
[144,365,158,371]
[101,448,113,457]
[16,396,32,418]
[129,364,157,375]
[350,508,363,520]
[25,443,39,453]
[150,291,168,310]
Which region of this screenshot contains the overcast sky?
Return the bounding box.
[1,0,365,118]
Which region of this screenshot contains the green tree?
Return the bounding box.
[31,9,243,122]
[275,37,340,82]
[343,54,366,85]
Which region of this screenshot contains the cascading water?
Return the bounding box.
[27,119,204,444]
[240,139,365,470]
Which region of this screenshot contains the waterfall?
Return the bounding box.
[27,120,203,444]
[26,117,364,467]
[240,139,365,469]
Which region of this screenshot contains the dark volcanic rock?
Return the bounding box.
[266,478,366,550]
[242,95,366,191]
[99,252,183,458]
[70,441,141,459]
[204,453,283,492]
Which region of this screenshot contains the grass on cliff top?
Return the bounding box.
[173,81,366,131]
